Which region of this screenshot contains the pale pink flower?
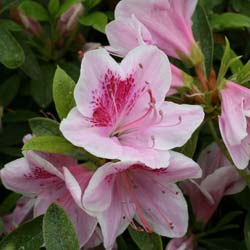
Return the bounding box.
[219,81,250,169]
[182,143,245,224]
[80,151,201,250]
[166,235,194,250]
[106,0,202,65]
[60,45,204,169]
[0,151,97,247]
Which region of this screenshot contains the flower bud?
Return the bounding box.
[57,3,84,37]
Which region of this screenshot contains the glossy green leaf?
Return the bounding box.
[0,19,22,31]
[19,1,50,21]
[192,4,214,76]
[0,193,21,216]
[22,136,76,154]
[57,0,81,17]
[217,38,241,87]
[79,11,108,33]
[83,0,101,11]
[0,75,21,107]
[29,117,61,136]
[31,64,56,108]
[3,110,37,123]
[231,0,250,17]
[176,128,200,158]
[53,66,75,120]
[43,203,79,250]
[211,13,250,31]
[0,28,25,69]
[0,216,43,250]
[49,0,60,16]
[128,227,163,250]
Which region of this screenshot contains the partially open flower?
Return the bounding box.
[219,81,250,169]
[106,0,202,65]
[182,143,245,224]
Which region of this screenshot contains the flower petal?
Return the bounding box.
[106,16,153,57]
[120,45,171,109]
[149,102,204,150]
[74,48,123,117]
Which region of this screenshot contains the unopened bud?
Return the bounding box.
[58,3,84,37]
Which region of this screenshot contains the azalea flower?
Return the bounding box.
[219,81,250,169]
[182,143,245,224]
[0,150,97,247]
[166,235,194,250]
[106,0,202,65]
[77,151,202,250]
[60,45,204,169]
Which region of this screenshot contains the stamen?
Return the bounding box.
[122,172,153,233]
[111,88,156,136]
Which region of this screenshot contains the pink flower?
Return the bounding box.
[80,151,201,250]
[182,143,245,224]
[0,150,97,247]
[166,235,194,250]
[106,0,202,65]
[219,81,250,169]
[60,45,204,169]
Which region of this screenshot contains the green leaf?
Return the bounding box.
[245,213,250,250]
[0,193,21,216]
[0,218,3,235]
[3,110,37,123]
[0,19,22,32]
[22,135,76,154]
[53,66,75,120]
[29,117,61,136]
[0,28,25,69]
[48,0,60,16]
[43,203,79,250]
[176,128,200,158]
[19,1,50,21]
[19,41,42,80]
[230,61,250,85]
[57,0,81,17]
[217,38,241,87]
[199,0,224,10]
[79,11,108,33]
[128,227,163,250]
[216,211,243,228]
[0,216,43,250]
[31,64,56,108]
[0,75,21,107]
[231,0,250,17]
[192,4,214,76]
[211,13,250,31]
[83,0,101,12]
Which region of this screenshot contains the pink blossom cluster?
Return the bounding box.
[1,0,249,250]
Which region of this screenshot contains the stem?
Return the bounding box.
[195,65,209,91]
